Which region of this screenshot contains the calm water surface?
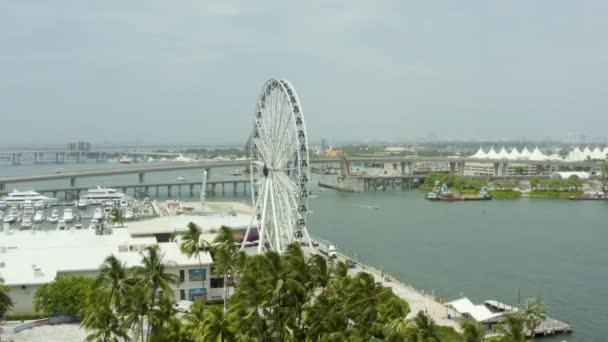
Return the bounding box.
[1,162,607,341]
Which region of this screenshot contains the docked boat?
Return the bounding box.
[177,176,188,182]
[33,210,45,223]
[88,218,99,229]
[82,186,128,205]
[22,205,35,221]
[21,216,33,229]
[119,156,133,164]
[77,198,89,208]
[56,219,66,230]
[569,192,608,200]
[2,190,56,208]
[63,208,74,223]
[93,207,104,220]
[0,201,7,210]
[124,208,135,221]
[47,209,60,223]
[74,223,83,230]
[425,184,492,201]
[3,209,17,223]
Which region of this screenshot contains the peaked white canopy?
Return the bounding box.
[497,147,510,159]
[519,146,531,160]
[530,147,547,161]
[470,147,487,159]
[486,146,500,159]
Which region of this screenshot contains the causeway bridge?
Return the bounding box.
[0,155,602,193]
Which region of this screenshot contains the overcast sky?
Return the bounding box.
[1,1,607,146]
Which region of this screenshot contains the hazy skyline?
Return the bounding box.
[2,1,607,146]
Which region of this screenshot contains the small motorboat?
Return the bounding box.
[63,208,74,223]
[74,223,83,230]
[47,209,60,223]
[33,210,45,223]
[56,219,66,230]
[88,219,99,229]
[93,208,104,220]
[124,208,134,221]
[4,208,18,223]
[21,216,33,229]
[77,198,89,208]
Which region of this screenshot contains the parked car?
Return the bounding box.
[173,300,194,313]
[345,259,356,268]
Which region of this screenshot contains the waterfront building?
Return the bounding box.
[0,225,230,314]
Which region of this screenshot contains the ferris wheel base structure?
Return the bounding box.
[240,79,314,254]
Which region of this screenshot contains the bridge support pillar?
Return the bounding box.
[233,183,237,195]
[493,163,500,176]
[211,184,216,195]
[190,184,194,197]
[168,186,172,197]
[138,172,145,184]
[0,183,4,193]
[458,161,465,176]
[12,153,21,165]
[400,162,406,176]
[156,186,160,197]
[449,162,456,174]
[222,184,225,195]
[205,168,211,180]
[70,177,77,187]
[178,185,182,197]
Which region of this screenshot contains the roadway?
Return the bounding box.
[0,156,601,186]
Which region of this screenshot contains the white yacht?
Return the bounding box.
[22,204,35,219]
[21,216,33,229]
[47,209,60,223]
[82,187,128,205]
[77,198,89,208]
[63,208,74,223]
[119,156,133,164]
[33,210,45,223]
[2,190,56,207]
[93,207,104,220]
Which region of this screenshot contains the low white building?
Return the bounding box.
[0,228,226,315]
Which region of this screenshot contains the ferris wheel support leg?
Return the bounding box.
[240,198,259,251]
[268,178,282,253]
[257,179,271,254]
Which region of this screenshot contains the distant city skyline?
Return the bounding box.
[2,1,608,145]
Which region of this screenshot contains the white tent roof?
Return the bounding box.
[529,147,547,161]
[507,147,520,160]
[470,147,487,159]
[486,146,499,159]
[519,146,531,159]
[497,147,510,159]
[548,153,563,161]
[582,146,593,160]
[567,147,584,162]
[591,147,605,160]
[446,297,504,323]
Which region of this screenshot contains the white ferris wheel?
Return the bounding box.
[241,79,313,254]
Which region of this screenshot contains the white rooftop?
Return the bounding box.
[446,297,504,323]
[127,213,252,236]
[0,228,205,286]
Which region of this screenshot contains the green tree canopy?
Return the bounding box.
[34,274,94,316]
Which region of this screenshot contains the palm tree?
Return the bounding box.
[83,305,130,342]
[199,305,236,342]
[0,280,14,320]
[521,297,546,340]
[497,313,529,342]
[110,208,125,227]
[180,222,211,293]
[212,226,239,311]
[409,311,440,342]
[95,255,130,308]
[461,319,485,342]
